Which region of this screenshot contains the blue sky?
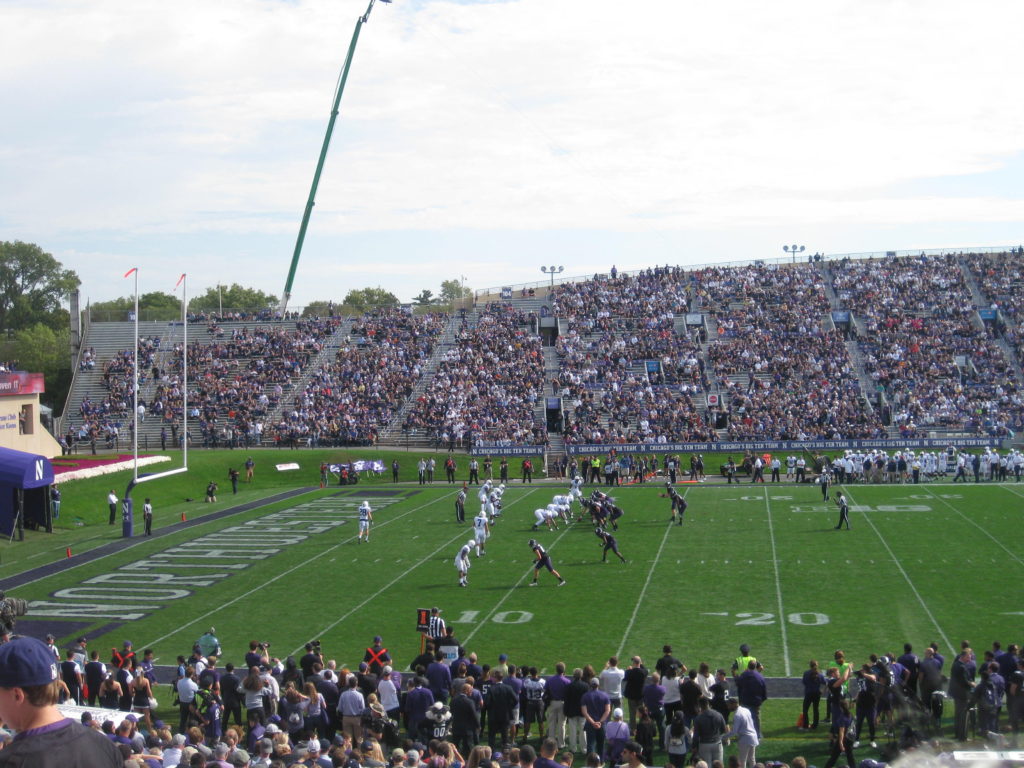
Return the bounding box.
[2,0,1023,308]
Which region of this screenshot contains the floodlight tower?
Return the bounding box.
[784,244,805,264]
[279,0,391,315]
[541,265,564,289]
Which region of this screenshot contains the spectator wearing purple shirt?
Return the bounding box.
[544,663,571,748]
[405,677,435,741]
[642,671,666,745]
[897,644,920,694]
[998,644,1020,680]
[427,653,453,704]
[581,678,611,757]
[534,737,562,768]
[506,664,524,740]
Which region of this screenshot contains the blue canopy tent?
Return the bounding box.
[0,446,55,539]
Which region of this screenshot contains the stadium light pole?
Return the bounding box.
[122,267,140,482]
[177,273,189,470]
[784,244,805,264]
[279,0,391,315]
[541,265,564,290]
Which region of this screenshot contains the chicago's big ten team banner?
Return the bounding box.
[471,436,1003,457]
[0,372,44,396]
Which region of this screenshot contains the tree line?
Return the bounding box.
[0,241,472,411]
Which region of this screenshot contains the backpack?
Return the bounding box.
[977,681,997,713]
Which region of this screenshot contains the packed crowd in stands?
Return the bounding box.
[833,254,1024,438]
[696,263,882,441]
[551,272,713,445]
[177,319,340,448]
[405,305,546,447]
[967,251,1024,365]
[186,310,303,325]
[60,251,1024,451]
[551,268,692,327]
[267,310,449,447]
[8,624,1020,768]
[556,319,712,445]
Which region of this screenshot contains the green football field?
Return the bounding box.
[5,466,1023,681]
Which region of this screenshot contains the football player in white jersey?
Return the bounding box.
[531,506,558,531]
[478,480,492,505]
[570,475,585,501]
[473,510,490,556]
[488,489,502,522]
[455,540,473,587]
[357,501,373,543]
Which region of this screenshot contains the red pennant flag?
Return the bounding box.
[175,273,186,289]
[124,267,138,278]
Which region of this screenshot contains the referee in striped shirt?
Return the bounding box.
[428,607,446,646]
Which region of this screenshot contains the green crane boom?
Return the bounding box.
[280,0,389,314]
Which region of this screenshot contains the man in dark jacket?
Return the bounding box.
[563,668,589,754]
[220,662,243,728]
[692,698,727,765]
[450,683,480,757]
[736,660,767,737]
[949,648,977,740]
[623,656,648,731]
[484,670,518,749]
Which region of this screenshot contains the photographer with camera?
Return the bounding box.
[245,640,271,669]
[301,640,324,678]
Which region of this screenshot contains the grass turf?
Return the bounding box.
[2,451,1021,761]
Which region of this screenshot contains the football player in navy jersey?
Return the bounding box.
[528,540,566,587]
[596,527,627,563]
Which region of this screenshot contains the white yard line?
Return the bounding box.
[460,489,564,647]
[615,489,685,660]
[299,488,543,656]
[763,488,791,676]
[141,490,454,650]
[919,486,1024,569]
[844,489,953,651]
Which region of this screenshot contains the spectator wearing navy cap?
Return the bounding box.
[0,635,122,767]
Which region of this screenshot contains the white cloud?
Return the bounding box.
[2,0,1023,305]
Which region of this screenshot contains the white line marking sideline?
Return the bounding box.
[616,489,688,659]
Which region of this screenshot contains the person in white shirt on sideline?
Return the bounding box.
[725,698,760,768]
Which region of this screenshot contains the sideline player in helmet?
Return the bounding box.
[358,501,373,543]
